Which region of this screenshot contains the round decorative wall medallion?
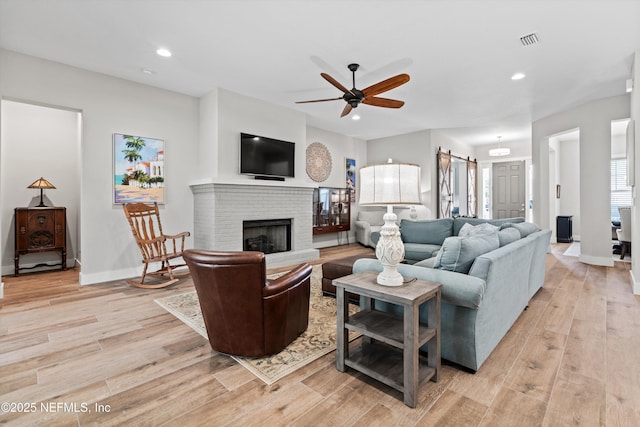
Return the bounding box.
[306,142,332,182]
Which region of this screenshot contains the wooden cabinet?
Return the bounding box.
[313,187,351,235]
[15,207,67,275]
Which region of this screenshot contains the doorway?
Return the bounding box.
[0,99,81,275]
[492,160,526,219]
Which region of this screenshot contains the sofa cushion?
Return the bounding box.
[511,222,540,238]
[404,243,442,262]
[413,257,436,268]
[400,218,453,245]
[433,231,500,274]
[357,210,385,226]
[498,227,521,246]
[453,217,525,236]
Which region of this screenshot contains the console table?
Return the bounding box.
[14,206,67,275]
[334,271,441,408]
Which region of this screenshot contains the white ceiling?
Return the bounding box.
[1,0,638,145]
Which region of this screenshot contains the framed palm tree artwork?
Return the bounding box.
[113,133,165,204]
[346,158,356,202]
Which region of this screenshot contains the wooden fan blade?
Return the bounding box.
[362,97,405,108]
[361,74,410,97]
[340,104,353,117]
[321,73,353,95]
[296,97,343,104]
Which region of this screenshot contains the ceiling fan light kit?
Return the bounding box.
[296,63,409,118]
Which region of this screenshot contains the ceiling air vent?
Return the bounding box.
[520,32,539,46]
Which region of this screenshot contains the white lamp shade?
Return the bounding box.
[359,163,421,205]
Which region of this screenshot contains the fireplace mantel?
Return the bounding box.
[190,178,319,268]
[189,177,317,190]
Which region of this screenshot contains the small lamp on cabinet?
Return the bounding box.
[28,177,56,207]
[359,161,422,286]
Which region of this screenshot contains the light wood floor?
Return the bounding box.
[1,243,639,426]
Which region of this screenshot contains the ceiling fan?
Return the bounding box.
[296,63,410,118]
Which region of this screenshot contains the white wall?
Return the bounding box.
[217,88,308,184]
[0,49,199,284]
[474,139,531,162]
[558,138,581,240]
[630,50,640,295]
[475,139,533,222]
[367,130,436,217]
[366,129,476,219]
[548,141,559,238]
[193,90,368,249]
[532,94,630,266]
[198,89,219,179]
[306,126,367,248]
[0,100,81,273]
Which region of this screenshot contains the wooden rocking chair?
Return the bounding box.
[123,202,191,288]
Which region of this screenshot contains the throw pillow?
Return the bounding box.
[433,231,500,274]
[459,222,499,238]
[414,257,436,268]
[453,217,525,235]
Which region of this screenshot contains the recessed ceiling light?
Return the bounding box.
[511,72,526,80]
[156,48,172,57]
[352,115,361,121]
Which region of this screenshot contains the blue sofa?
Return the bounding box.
[371,216,526,263]
[354,218,551,372]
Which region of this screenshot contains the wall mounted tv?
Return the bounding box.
[240,132,295,180]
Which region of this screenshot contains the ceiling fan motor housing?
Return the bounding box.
[345,88,364,108]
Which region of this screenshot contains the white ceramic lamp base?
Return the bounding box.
[375,209,405,286]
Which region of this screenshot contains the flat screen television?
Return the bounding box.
[240,132,295,179]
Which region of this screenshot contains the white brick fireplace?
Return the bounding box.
[189,179,319,268]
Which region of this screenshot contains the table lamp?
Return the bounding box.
[28,177,56,207]
[359,161,422,286]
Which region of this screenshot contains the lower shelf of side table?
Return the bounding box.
[345,341,436,394]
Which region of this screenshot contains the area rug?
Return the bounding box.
[154,265,360,384]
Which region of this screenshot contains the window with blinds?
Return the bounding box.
[611,157,632,221]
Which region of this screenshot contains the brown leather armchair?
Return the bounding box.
[183,249,312,357]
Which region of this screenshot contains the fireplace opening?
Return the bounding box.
[243,219,292,254]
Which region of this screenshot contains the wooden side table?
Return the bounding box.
[334,271,441,408]
[14,206,67,276]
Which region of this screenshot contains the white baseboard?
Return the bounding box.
[630,269,640,296]
[79,266,143,286]
[578,254,614,267]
